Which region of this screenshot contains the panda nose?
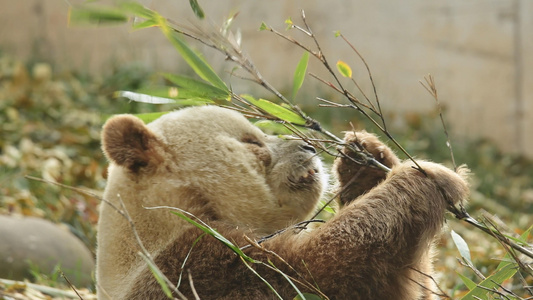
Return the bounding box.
[300,144,317,154]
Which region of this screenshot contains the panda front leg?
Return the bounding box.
[287,132,470,299]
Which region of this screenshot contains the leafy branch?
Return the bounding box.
[68,2,533,298]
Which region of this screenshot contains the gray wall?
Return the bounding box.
[1,0,531,157]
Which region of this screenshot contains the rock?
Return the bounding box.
[0,215,94,288]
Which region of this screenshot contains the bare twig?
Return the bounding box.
[187,270,200,300]
[242,235,330,299]
[457,258,487,281]
[338,33,385,129]
[61,271,84,300]
[406,267,450,299]
[419,74,457,171]
[240,220,326,251]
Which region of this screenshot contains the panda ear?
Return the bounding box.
[101,115,163,173]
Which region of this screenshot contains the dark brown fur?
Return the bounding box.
[101,115,164,173]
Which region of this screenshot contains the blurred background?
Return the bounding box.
[0,0,532,298]
[1,0,532,156]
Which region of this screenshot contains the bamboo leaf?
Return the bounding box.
[292,52,309,100]
[120,2,155,19]
[495,224,533,271]
[457,272,477,291]
[254,120,294,135]
[458,225,530,299]
[240,257,283,300]
[124,6,227,91]
[68,6,129,26]
[318,200,336,215]
[336,60,352,78]
[132,19,158,30]
[162,73,230,100]
[460,264,518,300]
[170,211,256,263]
[294,293,323,300]
[451,230,472,265]
[268,260,306,300]
[242,95,306,126]
[138,252,173,299]
[188,0,205,19]
[159,22,228,91]
[133,112,171,124]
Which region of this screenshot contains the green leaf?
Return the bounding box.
[460,263,518,300]
[292,52,309,100]
[254,120,294,135]
[457,272,477,291]
[458,226,531,299]
[176,233,206,288]
[451,230,472,265]
[242,95,307,126]
[139,252,173,299]
[268,259,306,300]
[68,6,129,26]
[133,112,171,124]
[285,17,293,30]
[188,0,205,19]
[334,30,341,38]
[240,257,283,300]
[163,28,227,91]
[520,224,533,241]
[132,19,158,30]
[495,224,533,271]
[162,73,230,100]
[259,22,269,31]
[318,200,336,215]
[170,211,256,263]
[294,293,323,300]
[133,8,227,91]
[336,60,352,78]
[120,2,155,19]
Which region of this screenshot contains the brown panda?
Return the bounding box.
[97,105,468,300]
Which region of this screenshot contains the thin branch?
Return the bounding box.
[419,74,457,171]
[240,220,326,251]
[339,33,385,129]
[481,216,533,276]
[409,267,450,298]
[242,235,330,300]
[187,270,200,300]
[457,258,486,281]
[61,271,84,300]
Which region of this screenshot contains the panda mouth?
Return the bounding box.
[288,167,319,187]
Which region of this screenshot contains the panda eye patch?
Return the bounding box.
[241,134,264,147]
